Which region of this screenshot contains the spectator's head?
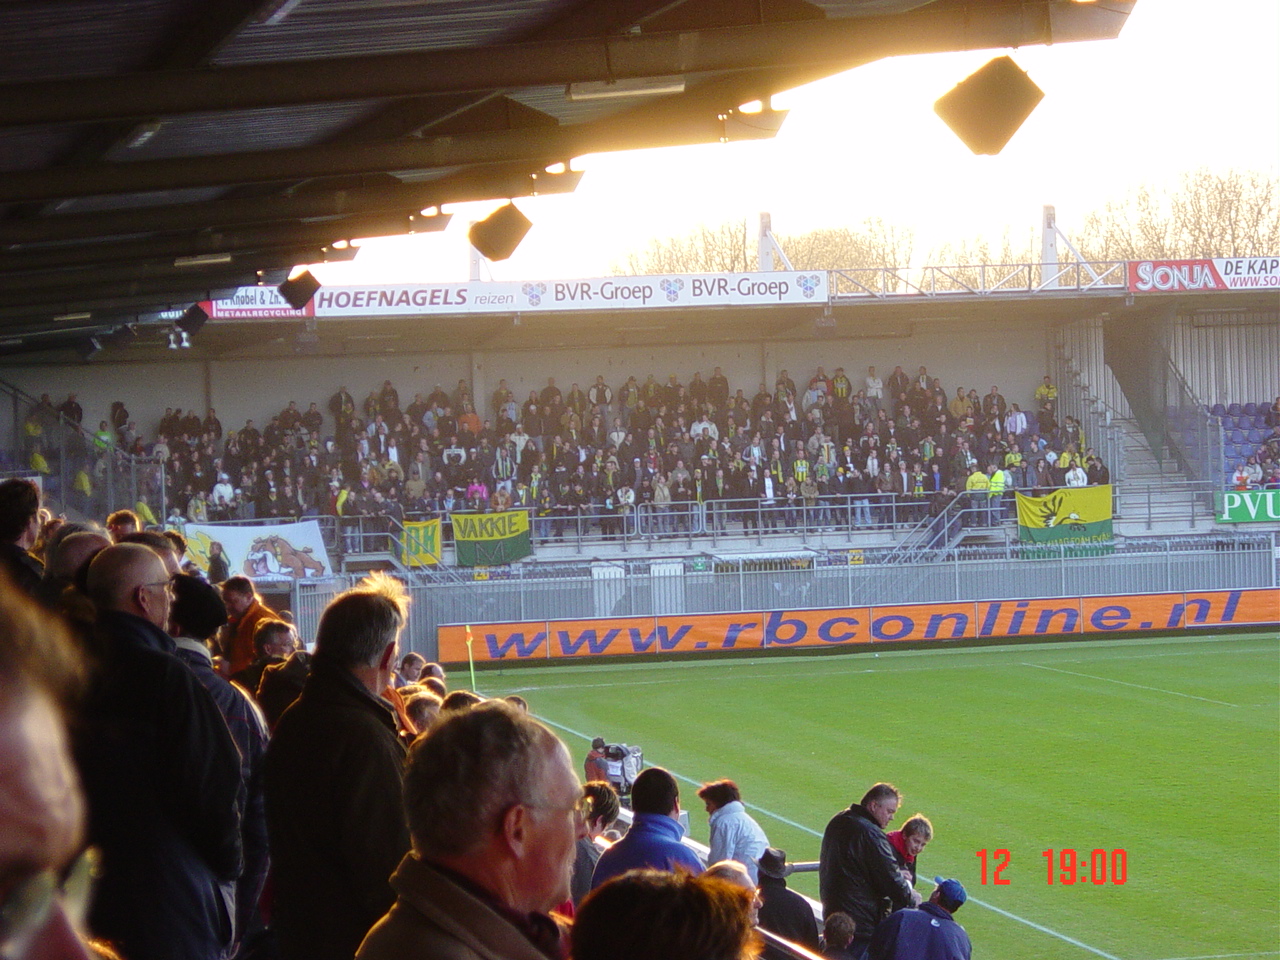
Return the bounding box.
[859,782,902,829]
[45,530,111,589]
[219,575,259,619]
[169,574,228,642]
[931,877,967,913]
[313,572,407,686]
[422,675,447,697]
[119,530,181,575]
[253,619,297,660]
[86,543,172,630]
[399,652,426,682]
[573,870,760,960]
[822,912,857,951]
[105,509,139,542]
[404,690,443,733]
[582,780,620,838]
[631,766,681,818]
[0,574,95,959]
[901,813,933,856]
[697,779,741,815]
[440,689,484,712]
[403,701,584,913]
[0,477,41,548]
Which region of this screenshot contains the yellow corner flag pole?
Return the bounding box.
[466,625,477,693]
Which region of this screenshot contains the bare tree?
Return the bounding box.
[924,232,1037,292]
[778,218,916,271]
[615,219,753,275]
[1074,168,1279,260]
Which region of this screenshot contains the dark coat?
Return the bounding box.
[757,874,821,960]
[76,611,244,960]
[867,902,972,960]
[0,540,42,596]
[264,659,410,960]
[819,805,915,942]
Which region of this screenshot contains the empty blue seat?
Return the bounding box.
[1243,402,1258,417]
[1210,403,1227,417]
[1247,428,1263,443]
[1256,414,1270,428]
[1230,429,1246,444]
[1227,403,1243,417]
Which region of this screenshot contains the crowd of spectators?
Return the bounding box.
[28,362,1128,544]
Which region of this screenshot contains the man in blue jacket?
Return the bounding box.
[591,766,704,888]
[868,877,972,960]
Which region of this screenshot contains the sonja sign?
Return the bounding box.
[1220,489,1280,523]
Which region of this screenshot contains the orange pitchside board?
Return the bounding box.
[436,588,1280,664]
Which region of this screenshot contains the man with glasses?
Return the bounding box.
[77,543,244,960]
[357,699,586,960]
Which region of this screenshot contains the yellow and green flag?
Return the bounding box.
[1016,485,1113,549]
[451,510,532,566]
[401,519,441,567]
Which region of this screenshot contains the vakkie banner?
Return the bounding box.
[437,588,1279,663]
[1127,257,1280,292]
[201,270,827,319]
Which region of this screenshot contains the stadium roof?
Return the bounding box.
[0,0,1136,359]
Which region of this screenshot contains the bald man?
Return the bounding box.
[36,529,111,610]
[76,544,244,960]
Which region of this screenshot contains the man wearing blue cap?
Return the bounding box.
[866,877,972,960]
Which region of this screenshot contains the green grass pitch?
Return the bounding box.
[473,631,1280,960]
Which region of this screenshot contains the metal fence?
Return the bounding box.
[295,534,1274,659]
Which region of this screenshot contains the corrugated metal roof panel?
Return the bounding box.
[215,0,583,65]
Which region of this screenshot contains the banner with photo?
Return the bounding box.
[183,520,332,582]
[452,510,532,566]
[401,519,442,567]
[1016,485,1113,555]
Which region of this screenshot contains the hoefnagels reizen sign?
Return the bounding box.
[1127,257,1280,292]
[201,270,828,319]
[437,588,1279,663]
[1220,489,1280,523]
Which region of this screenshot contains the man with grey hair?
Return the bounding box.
[264,572,412,960]
[357,700,586,960]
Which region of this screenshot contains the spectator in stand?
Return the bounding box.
[867,878,971,960]
[0,477,43,595]
[169,574,271,957]
[571,780,621,905]
[79,544,244,960]
[105,508,139,542]
[819,782,920,959]
[220,575,274,676]
[573,870,761,960]
[256,643,312,731]
[822,913,859,959]
[395,650,426,687]
[356,700,585,960]
[756,848,821,960]
[265,573,411,960]
[698,779,770,884]
[592,766,705,888]
[232,617,297,696]
[885,814,932,889]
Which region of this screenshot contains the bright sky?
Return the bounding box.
[312,0,1279,284]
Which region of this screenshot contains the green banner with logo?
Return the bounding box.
[1016,485,1113,556]
[1220,489,1280,523]
[400,519,441,567]
[451,510,532,566]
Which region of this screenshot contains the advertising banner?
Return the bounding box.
[200,270,828,319]
[437,588,1277,663]
[1127,257,1280,292]
[400,519,442,566]
[183,520,331,582]
[452,510,532,566]
[1220,489,1280,523]
[1016,485,1113,548]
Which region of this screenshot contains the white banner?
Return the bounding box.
[202,270,828,319]
[182,520,332,582]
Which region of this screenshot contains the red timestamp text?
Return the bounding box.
[975,848,1128,885]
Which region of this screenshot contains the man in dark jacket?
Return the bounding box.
[263,573,412,960]
[756,848,820,960]
[819,783,921,960]
[78,543,244,960]
[868,878,972,960]
[0,477,43,595]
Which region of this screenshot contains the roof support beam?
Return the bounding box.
[0,111,782,204]
[0,2,1133,127]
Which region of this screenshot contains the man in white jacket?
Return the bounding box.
[698,779,770,883]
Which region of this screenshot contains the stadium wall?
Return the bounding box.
[0,315,1050,439]
[436,587,1279,664]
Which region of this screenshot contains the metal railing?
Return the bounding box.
[1,376,166,522]
[830,260,1127,300]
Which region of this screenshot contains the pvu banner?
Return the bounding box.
[452,510,532,566]
[184,520,331,581]
[1016,485,1113,547]
[1220,489,1280,523]
[401,519,442,566]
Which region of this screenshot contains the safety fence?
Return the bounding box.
[292,533,1276,659]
